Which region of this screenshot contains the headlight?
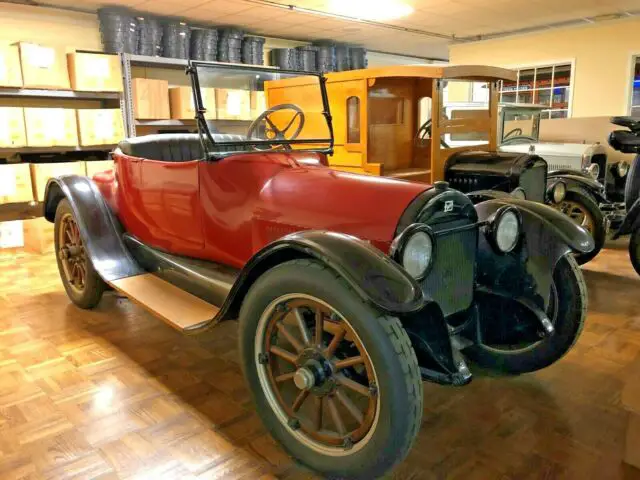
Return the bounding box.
[511,187,526,200]
[549,181,566,204]
[581,152,592,169]
[617,161,629,177]
[587,163,600,179]
[401,230,434,279]
[489,206,521,253]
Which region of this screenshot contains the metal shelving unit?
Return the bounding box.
[0,87,120,101]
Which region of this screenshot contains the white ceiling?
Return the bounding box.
[39,0,640,59]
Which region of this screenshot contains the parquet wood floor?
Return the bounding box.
[0,240,639,479]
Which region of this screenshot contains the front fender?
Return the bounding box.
[547,172,607,203]
[615,197,640,237]
[474,198,593,309]
[43,175,142,282]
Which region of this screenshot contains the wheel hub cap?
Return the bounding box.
[293,367,315,390]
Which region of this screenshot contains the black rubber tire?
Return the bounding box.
[54,199,106,309]
[467,254,587,375]
[630,228,640,276]
[561,190,606,265]
[238,259,422,480]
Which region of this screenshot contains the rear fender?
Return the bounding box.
[547,172,607,203]
[474,198,593,309]
[43,175,142,282]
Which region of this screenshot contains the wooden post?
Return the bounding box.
[622,361,640,469]
[430,79,442,183]
[489,81,499,151]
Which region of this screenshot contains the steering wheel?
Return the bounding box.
[246,103,305,151]
[503,127,522,140]
[416,118,450,148]
[501,135,538,146]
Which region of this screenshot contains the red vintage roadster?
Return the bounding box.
[44,62,593,479]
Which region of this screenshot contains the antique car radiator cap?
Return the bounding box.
[434,181,449,191]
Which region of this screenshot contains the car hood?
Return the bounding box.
[253,165,429,253]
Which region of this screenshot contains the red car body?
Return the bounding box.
[98,150,427,269]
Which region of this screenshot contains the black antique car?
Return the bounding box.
[44,62,592,479]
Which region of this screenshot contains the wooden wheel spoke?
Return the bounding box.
[334,356,364,370]
[313,396,323,431]
[336,374,370,397]
[276,323,304,353]
[65,228,74,244]
[292,389,309,412]
[335,388,364,424]
[275,372,296,383]
[324,327,346,358]
[315,307,324,347]
[269,346,298,364]
[293,308,311,345]
[327,396,346,436]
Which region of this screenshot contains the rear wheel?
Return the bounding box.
[239,259,422,480]
[554,190,606,264]
[54,199,106,309]
[630,229,640,276]
[467,254,586,374]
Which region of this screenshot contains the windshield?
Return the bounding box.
[192,63,332,154]
[437,80,491,149]
[500,108,541,144]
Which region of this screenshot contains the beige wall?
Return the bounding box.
[449,17,640,118]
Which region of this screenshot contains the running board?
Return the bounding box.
[109,273,219,331]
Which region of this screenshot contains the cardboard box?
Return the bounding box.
[15,42,70,89]
[216,89,251,121]
[0,107,27,148]
[67,52,122,92]
[23,217,54,254]
[132,78,169,119]
[0,221,24,249]
[0,45,23,87]
[77,109,123,146]
[30,161,85,202]
[251,91,267,118]
[169,86,216,120]
[0,163,33,204]
[85,160,114,177]
[24,108,78,147]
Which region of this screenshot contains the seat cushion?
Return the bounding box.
[118,133,249,161]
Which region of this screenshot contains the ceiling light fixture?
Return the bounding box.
[328,0,414,22]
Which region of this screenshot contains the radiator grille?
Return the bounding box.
[422,222,477,317]
[519,163,546,202]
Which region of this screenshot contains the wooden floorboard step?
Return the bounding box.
[109,273,219,331]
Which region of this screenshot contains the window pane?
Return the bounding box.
[552,87,569,109]
[346,96,360,143]
[501,92,517,103]
[502,78,517,92]
[550,110,568,119]
[633,58,640,108]
[534,89,551,106]
[518,90,533,104]
[535,67,553,89]
[554,64,571,87]
[631,106,640,117]
[417,97,432,128]
[519,69,535,91]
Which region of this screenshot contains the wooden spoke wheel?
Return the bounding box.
[256,294,379,454]
[58,213,88,295]
[557,199,594,233]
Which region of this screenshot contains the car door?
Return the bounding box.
[138,158,204,255]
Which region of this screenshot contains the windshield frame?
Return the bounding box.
[187,60,334,159]
[498,104,543,145]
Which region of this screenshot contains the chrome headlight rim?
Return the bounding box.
[548,180,567,204]
[486,206,522,254]
[391,224,436,281]
[586,163,600,179]
[616,161,629,178]
[511,187,526,200]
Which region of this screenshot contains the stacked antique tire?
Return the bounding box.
[314,42,337,73]
[350,47,368,69]
[218,29,244,63]
[136,15,163,57]
[162,21,191,59]
[270,48,298,70]
[242,36,265,65]
[98,7,138,54]
[335,45,351,71]
[191,28,218,61]
[296,46,317,72]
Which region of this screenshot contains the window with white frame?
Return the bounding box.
[630,56,640,116]
[499,63,572,119]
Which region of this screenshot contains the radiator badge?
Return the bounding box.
[444,200,454,213]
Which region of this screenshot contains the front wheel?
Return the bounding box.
[467,254,587,374]
[238,259,422,480]
[553,190,606,264]
[630,229,640,276]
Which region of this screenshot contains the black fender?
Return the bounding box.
[614,197,640,237]
[466,189,515,204]
[474,198,593,309]
[547,172,607,203]
[43,175,143,282]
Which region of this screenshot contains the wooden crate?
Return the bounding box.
[77,109,124,146]
[23,217,54,254]
[0,221,24,249]
[15,42,70,90]
[169,86,216,120]
[216,89,251,121]
[0,163,33,204]
[30,161,85,202]
[0,45,23,87]
[24,108,78,147]
[67,52,122,92]
[251,91,267,118]
[132,78,170,119]
[0,107,27,148]
[85,160,114,177]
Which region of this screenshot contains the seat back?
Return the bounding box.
[117,133,249,161]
